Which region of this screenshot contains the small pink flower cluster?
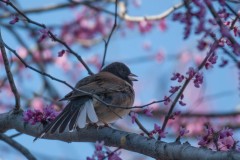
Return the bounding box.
[87,141,122,160]
[23,106,58,125]
[205,53,218,69]
[125,18,167,34]
[130,112,138,124]
[149,124,168,139]
[198,126,239,151]
[9,14,19,25]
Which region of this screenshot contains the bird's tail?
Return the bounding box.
[34,97,98,141]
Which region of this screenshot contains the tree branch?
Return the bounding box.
[118,1,184,22]
[101,0,118,69]
[0,111,240,160]
[0,133,37,160]
[0,0,104,19]
[0,30,21,110]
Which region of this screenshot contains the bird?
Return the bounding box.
[34,62,137,141]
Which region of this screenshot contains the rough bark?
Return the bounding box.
[0,111,240,160]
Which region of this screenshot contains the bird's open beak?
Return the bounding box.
[128,73,138,81]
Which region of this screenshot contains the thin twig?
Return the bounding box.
[101,0,118,69]
[160,40,219,138]
[0,133,37,160]
[10,132,22,138]
[0,30,21,110]
[135,117,150,136]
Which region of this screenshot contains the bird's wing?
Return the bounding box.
[59,72,131,101]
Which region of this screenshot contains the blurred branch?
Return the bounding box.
[0,0,94,75]
[118,1,184,22]
[225,2,240,18]
[0,30,21,111]
[1,112,240,160]
[140,110,240,118]
[0,133,36,160]
[205,0,239,46]
[101,0,118,69]
[0,0,105,19]
[9,132,22,138]
[226,0,240,3]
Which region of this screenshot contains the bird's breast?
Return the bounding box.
[93,90,134,124]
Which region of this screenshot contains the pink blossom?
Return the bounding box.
[198,126,214,147]
[23,109,43,125]
[42,49,53,61]
[87,55,102,70]
[220,137,234,150]
[205,62,212,69]
[38,29,49,42]
[163,96,171,106]
[142,41,151,51]
[55,55,72,71]
[152,124,168,138]
[208,18,217,25]
[9,15,19,25]
[95,141,104,151]
[143,107,153,117]
[130,112,138,124]
[94,141,105,159]
[217,8,229,19]
[193,72,203,88]
[219,127,233,139]
[23,106,58,125]
[179,127,189,137]
[31,98,44,111]
[218,38,225,47]
[197,40,208,51]
[158,19,167,31]
[106,147,122,160]
[169,111,181,120]
[233,44,240,55]
[15,47,27,61]
[138,20,152,34]
[58,49,66,57]
[233,26,239,37]
[132,0,141,8]
[169,86,181,94]
[195,20,205,34]
[172,12,183,21]
[155,50,165,62]
[219,58,228,67]
[171,73,184,82]
[208,53,218,64]
[126,21,135,29]
[179,100,186,106]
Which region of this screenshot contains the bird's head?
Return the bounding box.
[102,62,137,85]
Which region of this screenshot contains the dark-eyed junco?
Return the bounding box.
[34,62,137,140]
